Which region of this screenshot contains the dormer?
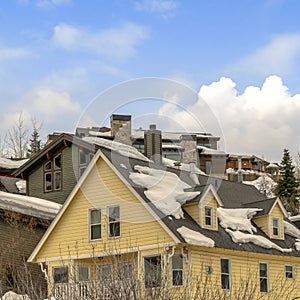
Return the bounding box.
[183,184,223,231]
[252,198,287,240]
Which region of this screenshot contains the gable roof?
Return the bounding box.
[28,142,300,261]
[14,133,95,179]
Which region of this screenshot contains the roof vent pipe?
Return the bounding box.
[237,156,243,183]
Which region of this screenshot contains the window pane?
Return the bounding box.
[221,274,230,290]
[109,206,120,222]
[54,154,61,169]
[172,254,183,269]
[144,256,161,288]
[45,161,52,171]
[286,265,294,279]
[109,222,120,237]
[53,266,68,284]
[172,270,183,286]
[259,263,267,277]
[79,149,87,165]
[91,210,101,224]
[91,224,101,240]
[78,265,89,281]
[45,173,52,191]
[221,259,229,273]
[54,171,61,190]
[260,278,268,292]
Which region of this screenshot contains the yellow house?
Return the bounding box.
[28,138,300,299]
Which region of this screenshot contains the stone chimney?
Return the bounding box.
[180,134,197,164]
[110,114,132,145]
[144,124,162,164]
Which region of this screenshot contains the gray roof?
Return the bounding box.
[0,176,23,194]
[99,147,300,258]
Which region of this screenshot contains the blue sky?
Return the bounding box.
[0,0,300,162]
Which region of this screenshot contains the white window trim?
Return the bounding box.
[259,261,269,293]
[143,254,162,289]
[89,208,102,242]
[107,205,121,239]
[77,264,90,282]
[44,172,52,192]
[272,218,279,237]
[220,257,231,291]
[285,264,295,280]
[204,206,213,227]
[171,253,184,287]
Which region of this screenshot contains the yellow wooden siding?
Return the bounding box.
[269,203,284,240]
[199,191,218,231]
[183,203,199,223]
[253,215,269,236]
[35,156,175,261]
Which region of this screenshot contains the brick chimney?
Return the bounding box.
[110,114,132,145]
[144,124,162,164]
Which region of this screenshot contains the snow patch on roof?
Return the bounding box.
[243,174,277,198]
[162,157,206,175]
[284,220,300,239]
[83,136,150,162]
[0,191,61,220]
[225,228,292,253]
[295,240,300,251]
[217,207,262,234]
[197,146,226,155]
[177,226,214,247]
[0,157,28,169]
[129,165,200,219]
[16,180,26,194]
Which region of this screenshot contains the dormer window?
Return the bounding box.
[272,218,279,236]
[44,153,62,192]
[205,206,212,226]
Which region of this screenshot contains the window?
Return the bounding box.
[220,258,231,290]
[97,264,112,282]
[172,254,183,286]
[78,265,89,282]
[79,149,87,165]
[259,263,269,293]
[144,255,161,288]
[205,206,212,226]
[273,218,279,236]
[44,153,62,192]
[89,209,101,240]
[118,262,133,279]
[108,206,120,238]
[53,266,68,284]
[205,161,212,174]
[285,265,294,280]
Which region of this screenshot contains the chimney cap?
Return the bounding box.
[149,124,156,130]
[110,114,131,121]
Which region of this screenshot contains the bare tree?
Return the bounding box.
[5,112,29,158]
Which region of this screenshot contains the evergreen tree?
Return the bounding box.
[275,149,300,215]
[27,119,42,157]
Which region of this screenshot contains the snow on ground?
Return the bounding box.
[1,291,30,300]
[225,228,292,253]
[243,174,277,198]
[83,136,150,162]
[0,191,61,220]
[217,207,262,234]
[0,157,28,169]
[177,226,214,247]
[129,165,200,219]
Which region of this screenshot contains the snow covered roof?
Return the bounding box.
[0,157,28,169]
[197,146,226,155]
[0,176,26,194]
[0,191,61,220]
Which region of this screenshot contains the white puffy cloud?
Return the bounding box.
[51,22,149,59]
[158,75,300,162]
